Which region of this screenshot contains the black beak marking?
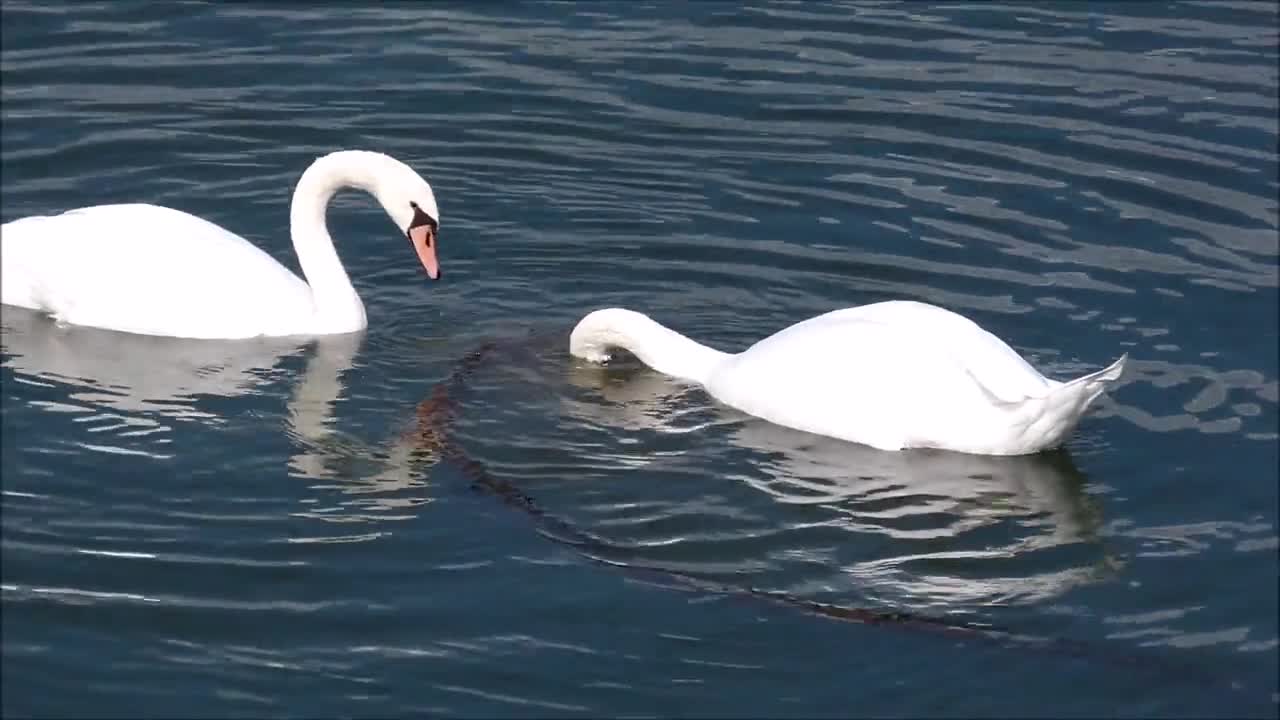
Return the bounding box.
[408,204,438,246]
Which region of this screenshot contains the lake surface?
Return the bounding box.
[2,2,1277,717]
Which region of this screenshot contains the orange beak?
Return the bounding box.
[409,224,440,280]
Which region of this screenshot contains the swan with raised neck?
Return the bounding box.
[1,149,441,339]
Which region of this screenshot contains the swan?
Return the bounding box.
[0,150,440,340]
[568,301,1128,456]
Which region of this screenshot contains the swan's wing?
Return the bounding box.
[707,306,1060,450]
[2,203,312,338]
[749,301,1054,402]
[712,318,975,447]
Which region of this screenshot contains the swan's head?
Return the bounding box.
[569,307,727,386]
[370,156,441,280]
[569,308,651,364]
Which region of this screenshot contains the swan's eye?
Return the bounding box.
[407,202,438,248]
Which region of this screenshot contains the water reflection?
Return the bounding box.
[562,356,1099,531]
[0,308,446,529]
[562,356,1116,607]
[1,307,318,429]
[282,349,440,528]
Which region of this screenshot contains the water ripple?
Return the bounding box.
[2,1,1276,716]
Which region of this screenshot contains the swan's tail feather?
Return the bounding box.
[1064,352,1128,393]
[1015,353,1128,454]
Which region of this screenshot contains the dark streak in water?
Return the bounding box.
[404,333,1243,693]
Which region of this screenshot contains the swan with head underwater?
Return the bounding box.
[569,302,1128,456]
[1,150,441,340]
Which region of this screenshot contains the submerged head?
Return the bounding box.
[569,307,651,364]
[568,307,728,386]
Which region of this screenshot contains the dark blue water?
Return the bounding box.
[2,2,1277,717]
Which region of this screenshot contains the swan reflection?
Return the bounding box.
[564,357,1116,606]
[2,307,316,429]
[1,308,431,526]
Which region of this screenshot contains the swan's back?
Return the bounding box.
[706,301,1058,451]
[744,301,1055,401]
[2,204,313,338]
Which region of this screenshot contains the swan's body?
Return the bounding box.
[0,150,441,339]
[569,301,1127,456]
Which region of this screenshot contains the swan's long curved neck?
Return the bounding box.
[289,152,382,332]
[569,309,731,385]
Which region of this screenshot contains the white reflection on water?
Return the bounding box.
[1,307,430,528]
[562,357,1118,606]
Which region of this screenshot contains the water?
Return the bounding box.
[2,1,1277,717]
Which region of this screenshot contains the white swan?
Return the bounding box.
[0,150,440,340]
[568,301,1128,456]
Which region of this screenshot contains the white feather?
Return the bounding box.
[569,301,1127,456]
[1,150,440,340]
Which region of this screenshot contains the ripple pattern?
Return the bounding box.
[3,1,1277,717]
